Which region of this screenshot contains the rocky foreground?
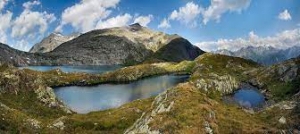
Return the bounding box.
[0,53,299,133]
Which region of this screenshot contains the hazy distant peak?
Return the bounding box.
[215,45,300,65]
[29,32,80,53]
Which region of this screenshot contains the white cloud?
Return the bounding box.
[23,0,41,9]
[11,9,56,38]
[0,0,12,44]
[12,39,31,51]
[4,1,56,51]
[54,24,63,33]
[160,0,251,27]
[133,15,153,27]
[202,0,251,24]
[248,31,258,40]
[96,13,132,29]
[158,18,171,29]
[58,0,120,32]
[169,2,202,27]
[278,9,292,21]
[0,0,10,11]
[0,33,8,44]
[0,11,12,43]
[195,29,300,51]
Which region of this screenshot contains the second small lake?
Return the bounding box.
[233,89,265,108]
[54,75,189,114]
[18,65,122,74]
[223,85,265,109]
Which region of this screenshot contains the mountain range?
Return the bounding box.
[0,23,299,134]
[215,46,300,65]
[0,23,204,66]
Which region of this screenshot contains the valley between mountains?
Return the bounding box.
[0,24,299,133]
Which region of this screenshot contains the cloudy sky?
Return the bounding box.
[0,0,299,52]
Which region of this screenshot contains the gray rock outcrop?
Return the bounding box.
[29,33,80,53]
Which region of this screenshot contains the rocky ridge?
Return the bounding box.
[47,23,204,65]
[0,43,38,66]
[29,32,80,53]
[0,24,204,66]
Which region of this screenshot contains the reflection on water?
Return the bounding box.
[223,85,266,109]
[54,75,189,114]
[233,89,265,108]
[18,65,122,74]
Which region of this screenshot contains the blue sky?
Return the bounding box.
[0,0,299,51]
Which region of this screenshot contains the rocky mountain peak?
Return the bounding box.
[51,32,63,36]
[29,32,80,53]
[129,23,143,31]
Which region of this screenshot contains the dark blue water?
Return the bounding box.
[19,65,122,74]
[54,75,189,114]
[233,88,265,108]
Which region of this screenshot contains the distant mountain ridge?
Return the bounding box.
[29,32,80,53]
[0,23,205,66]
[215,46,300,65]
[0,43,37,66]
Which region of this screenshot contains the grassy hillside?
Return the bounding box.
[0,53,299,133]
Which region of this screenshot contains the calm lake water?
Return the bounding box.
[19,65,122,74]
[223,86,265,109]
[54,75,189,114]
[233,89,265,108]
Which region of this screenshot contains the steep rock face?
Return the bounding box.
[29,33,80,53]
[150,37,205,62]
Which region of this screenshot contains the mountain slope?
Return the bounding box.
[0,43,36,66]
[48,34,153,65]
[215,46,300,65]
[0,24,204,66]
[92,23,180,52]
[48,23,204,65]
[29,33,80,53]
[1,54,300,133]
[149,37,204,62]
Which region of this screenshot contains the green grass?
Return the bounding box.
[268,78,300,101]
[0,53,299,133]
[0,91,66,120]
